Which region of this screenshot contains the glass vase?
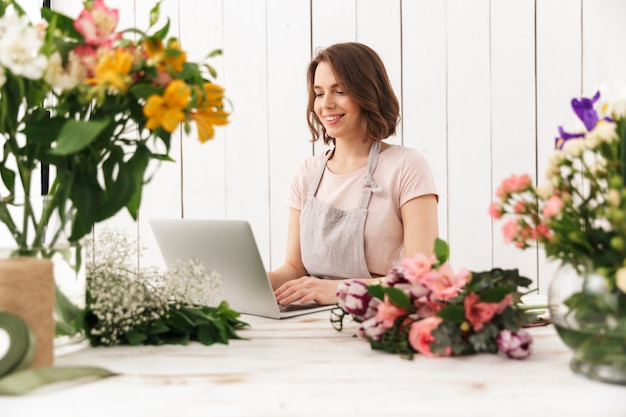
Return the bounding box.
[0,196,87,356]
[548,262,626,385]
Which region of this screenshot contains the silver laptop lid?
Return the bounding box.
[149,218,282,318]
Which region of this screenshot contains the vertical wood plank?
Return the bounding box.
[311,0,357,156]
[266,0,311,269]
[356,0,402,146]
[135,0,183,268]
[536,0,582,295]
[401,0,448,242]
[446,0,492,270]
[222,0,271,267]
[582,0,626,93]
[179,0,227,222]
[490,0,538,287]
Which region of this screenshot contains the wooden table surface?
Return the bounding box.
[1,310,625,417]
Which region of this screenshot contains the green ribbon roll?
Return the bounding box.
[0,312,36,377]
[0,311,116,396]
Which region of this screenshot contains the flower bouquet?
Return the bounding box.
[0,0,229,342]
[490,86,626,384]
[333,238,537,360]
[84,228,247,347]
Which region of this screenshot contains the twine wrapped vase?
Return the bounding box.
[0,257,55,368]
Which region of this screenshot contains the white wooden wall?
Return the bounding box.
[22,0,626,301]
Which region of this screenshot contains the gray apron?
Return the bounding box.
[300,141,381,280]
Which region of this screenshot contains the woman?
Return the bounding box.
[269,42,438,306]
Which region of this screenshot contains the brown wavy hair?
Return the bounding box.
[306,42,400,145]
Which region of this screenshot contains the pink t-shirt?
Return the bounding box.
[286,144,438,276]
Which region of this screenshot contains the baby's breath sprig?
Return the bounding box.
[84,227,248,347]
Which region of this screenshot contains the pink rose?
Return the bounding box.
[542,195,564,219]
[496,174,532,198]
[419,263,469,301]
[408,316,447,357]
[74,0,121,47]
[488,202,503,219]
[501,220,518,243]
[400,252,434,284]
[534,223,553,241]
[513,200,527,214]
[464,292,500,331]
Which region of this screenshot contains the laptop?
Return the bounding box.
[149,218,335,319]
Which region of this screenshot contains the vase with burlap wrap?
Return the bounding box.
[0,258,55,367]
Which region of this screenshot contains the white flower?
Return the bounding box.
[0,13,47,80]
[545,150,565,180]
[616,267,626,294]
[536,181,554,200]
[607,189,620,207]
[562,138,586,157]
[585,121,618,148]
[598,80,626,119]
[44,52,86,91]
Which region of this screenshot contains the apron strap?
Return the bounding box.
[358,141,382,208]
[307,148,335,197]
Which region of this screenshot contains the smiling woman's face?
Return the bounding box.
[313,61,362,142]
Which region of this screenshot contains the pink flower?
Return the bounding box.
[488,202,503,219]
[400,252,434,284]
[415,300,444,319]
[375,295,408,329]
[542,195,564,219]
[501,220,518,243]
[408,317,448,357]
[72,45,99,77]
[513,200,527,214]
[497,329,533,359]
[419,263,469,301]
[464,292,500,331]
[496,294,513,313]
[496,174,532,198]
[534,223,553,241]
[74,0,121,47]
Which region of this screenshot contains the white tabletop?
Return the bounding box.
[1,311,625,417]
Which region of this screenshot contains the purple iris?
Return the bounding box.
[554,126,584,150]
[571,91,601,131]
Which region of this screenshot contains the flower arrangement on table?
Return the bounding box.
[84,228,247,347]
[0,0,230,336]
[333,239,537,360]
[489,85,626,384]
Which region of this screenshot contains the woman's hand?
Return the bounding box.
[274,276,339,306]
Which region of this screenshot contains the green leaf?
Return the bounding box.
[434,238,449,264]
[153,18,171,40]
[478,287,510,303]
[52,119,111,156]
[149,1,162,27]
[383,287,411,309]
[367,284,385,300]
[436,305,466,323]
